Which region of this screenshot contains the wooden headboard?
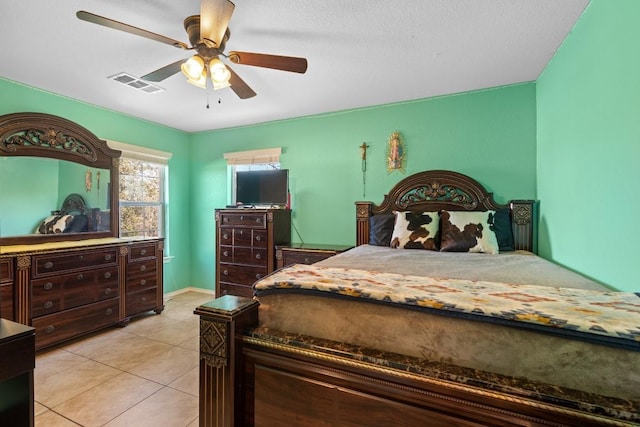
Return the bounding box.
[355,170,536,252]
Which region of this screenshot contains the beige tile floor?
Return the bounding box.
[34,291,215,427]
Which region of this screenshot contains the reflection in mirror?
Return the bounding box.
[0,157,111,238]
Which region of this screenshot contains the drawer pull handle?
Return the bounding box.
[140,249,147,255]
[140,279,146,286]
[240,215,244,220]
[104,272,112,279]
[256,217,262,223]
[223,217,229,223]
[140,265,146,272]
[223,269,229,276]
[104,287,112,295]
[79,255,84,260]
[77,273,84,280]
[44,301,54,309]
[256,273,262,279]
[239,230,244,235]
[255,235,262,242]
[304,258,311,264]
[105,308,113,316]
[44,261,53,269]
[43,282,54,290]
[104,254,112,261]
[223,233,229,239]
[45,325,55,334]
[223,250,229,257]
[141,297,147,304]
[255,253,262,260]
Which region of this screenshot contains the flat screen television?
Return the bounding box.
[235,169,289,206]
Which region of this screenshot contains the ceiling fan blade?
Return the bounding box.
[200,0,235,48]
[141,59,185,82]
[226,65,256,99]
[76,11,189,50]
[227,51,308,74]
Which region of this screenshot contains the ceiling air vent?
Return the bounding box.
[108,73,165,94]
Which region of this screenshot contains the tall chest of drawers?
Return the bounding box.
[215,209,291,298]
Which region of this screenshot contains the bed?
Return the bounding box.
[34,193,95,234]
[195,170,640,427]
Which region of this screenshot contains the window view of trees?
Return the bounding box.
[119,158,164,238]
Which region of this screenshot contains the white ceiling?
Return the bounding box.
[1,0,590,133]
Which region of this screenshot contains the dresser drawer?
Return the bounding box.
[219,212,267,228]
[33,248,118,277]
[0,259,12,283]
[127,259,157,283]
[218,282,254,299]
[31,278,63,318]
[1,283,14,320]
[62,266,119,310]
[128,243,157,261]
[126,287,158,316]
[219,263,267,286]
[126,271,157,293]
[33,298,119,350]
[219,246,268,266]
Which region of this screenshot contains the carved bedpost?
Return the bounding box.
[510,200,537,254]
[355,201,372,246]
[195,295,259,427]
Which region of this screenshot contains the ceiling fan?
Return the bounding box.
[77,0,308,99]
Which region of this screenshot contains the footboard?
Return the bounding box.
[196,297,637,427]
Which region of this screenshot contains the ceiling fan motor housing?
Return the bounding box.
[184,15,230,58]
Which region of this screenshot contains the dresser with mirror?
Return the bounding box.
[0,112,164,350]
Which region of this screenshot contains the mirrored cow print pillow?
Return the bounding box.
[439,210,499,254]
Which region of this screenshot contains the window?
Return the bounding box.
[106,141,172,240]
[224,148,281,205]
[119,158,166,238]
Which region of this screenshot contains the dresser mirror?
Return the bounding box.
[0,112,121,246]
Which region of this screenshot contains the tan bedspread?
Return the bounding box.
[315,244,610,291]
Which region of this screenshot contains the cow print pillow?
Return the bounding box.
[439,210,499,254]
[390,211,440,250]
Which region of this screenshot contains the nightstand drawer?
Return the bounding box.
[277,245,352,269]
[281,250,336,266]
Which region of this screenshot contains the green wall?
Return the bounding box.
[0,78,192,294]
[536,0,640,292]
[189,84,537,290]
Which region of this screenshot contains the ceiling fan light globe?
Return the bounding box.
[186,69,207,89]
[212,81,231,91]
[181,55,205,80]
[209,58,231,84]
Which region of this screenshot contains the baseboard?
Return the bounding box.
[164,286,216,300]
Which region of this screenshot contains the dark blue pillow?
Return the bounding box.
[369,214,395,246]
[64,214,89,233]
[490,209,514,252]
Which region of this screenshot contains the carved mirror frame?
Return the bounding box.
[0,112,121,246]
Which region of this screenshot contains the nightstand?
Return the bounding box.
[276,244,353,269]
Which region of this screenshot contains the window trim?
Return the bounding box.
[106,140,170,242]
